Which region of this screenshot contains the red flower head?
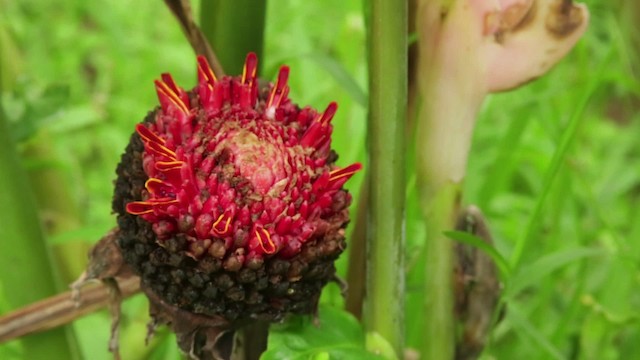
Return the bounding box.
[113,53,361,322]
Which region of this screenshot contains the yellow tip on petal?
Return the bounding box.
[197,55,217,84]
[126,201,155,215]
[329,163,363,183]
[155,161,185,171]
[255,227,276,254]
[242,52,258,85]
[135,124,165,145]
[155,80,190,114]
[146,141,177,160]
[212,211,232,235]
[267,66,290,108]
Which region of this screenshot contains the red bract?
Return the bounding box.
[125,54,361,263]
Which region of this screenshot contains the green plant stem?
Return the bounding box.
[413,0,489,355]
[345,176,368,319]
[413,1,485,356]
[200,0,267,75]
[0,24,22,91]
[0,22,79,359]
[0,110,79,360]
[421,183,459,359]
[413,63,478,360]
[362,0,407,356]
[23,136,88,283]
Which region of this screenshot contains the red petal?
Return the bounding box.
[155,79,189,115]
[197,55,217,85]
[242,53,258,86]
[135,124,165,145]
[146,141,177,160]
[267,66,290,110]
[126,201,154,215]
[319,102,338,125]
[161,73,189,106]
[145,178,174,197]
[328,163,363,189]
[155,160,184,171]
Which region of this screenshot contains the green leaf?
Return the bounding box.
[3,82,78,142]
[508,49,614,268]
[506,247,603,297]
[445,230,512,279]
[365,332,398,360]
[306,53,367,108]
[262,305,383,360]
[507,304,565,360]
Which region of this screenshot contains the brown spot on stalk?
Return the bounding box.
[500,2,532,30]
[511,0,537,32]
[494,0,536,43]
[546,0,586,38]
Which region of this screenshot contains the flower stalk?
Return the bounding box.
[413,0,589,357]
[362,0,407,356]
[200,0,267,75]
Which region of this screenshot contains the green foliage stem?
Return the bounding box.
[200,0,267,75]
[363,0,407,356]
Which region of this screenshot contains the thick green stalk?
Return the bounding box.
[419,184,459,360]
[414,59,478,360]
[200,0,267,75]
[413,1,485,357]
[362,0,407,356]
[412,0,589,357]
[415,73,482,358]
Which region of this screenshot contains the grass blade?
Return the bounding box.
[507,247,602,297]
[509,51,613,268]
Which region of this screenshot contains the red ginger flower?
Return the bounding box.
[113,53,360,322]
[125,54,360,262]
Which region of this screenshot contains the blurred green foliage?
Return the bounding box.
[1,0,639,359]
[263,305,386,360]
